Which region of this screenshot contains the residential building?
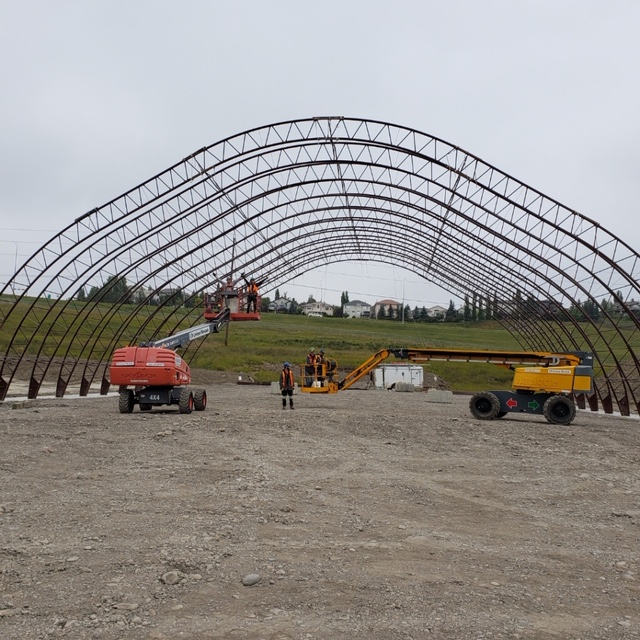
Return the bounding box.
[301,301,334,316]
[343,300,371,318]
[268,298,293,312]
[372,299,401,318]
[427,305,447,319]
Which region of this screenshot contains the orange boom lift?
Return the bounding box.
[109,308,231,414]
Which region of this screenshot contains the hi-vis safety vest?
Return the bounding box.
[280,368,295,390]
[248,282,258,294]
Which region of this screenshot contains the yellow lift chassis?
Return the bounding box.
[299,347,593,425]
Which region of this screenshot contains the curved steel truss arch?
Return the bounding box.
[2,116,640,415]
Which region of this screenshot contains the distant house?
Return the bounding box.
[372,299,401,318]
[535,299,565,319]
[427,305,447,319]
[301,301,334,316]
[615,299,640,318]
[130,285,158,304]
[158,287,180,298]
[268,298,292,313]
[344,300,371,318]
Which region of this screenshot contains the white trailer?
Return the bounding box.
[373,364,423,390]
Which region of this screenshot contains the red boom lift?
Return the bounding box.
[109,307,231,414]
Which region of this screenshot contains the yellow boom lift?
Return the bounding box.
[299,347,593,425]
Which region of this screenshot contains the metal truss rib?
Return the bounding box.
[1,117,639,416]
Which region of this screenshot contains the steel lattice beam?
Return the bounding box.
[1,116,640,415]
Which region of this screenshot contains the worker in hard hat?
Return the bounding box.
[317,349,326,385]
[241,273,266,313]
[279,362,295,409]
[305,348,317,387]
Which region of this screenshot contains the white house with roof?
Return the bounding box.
[268,297,292,312]
[427,304,448,318]
[301,301,334,316]
[343,300,371,318]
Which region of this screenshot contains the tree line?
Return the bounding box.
[76,278,639,323]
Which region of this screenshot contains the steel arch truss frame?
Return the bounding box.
[2,116,640,415]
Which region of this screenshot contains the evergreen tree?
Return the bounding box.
[568,300,586,321]
[463,295,471,321]
[183,292,195,308]
[88,275,130,303]
[340,291,349,316]
[492,294,499,319]
[514,289,523,320]
[445,299,456,320]
[582,298,601,321]
[174,289,185,306]
[477,297,485,321]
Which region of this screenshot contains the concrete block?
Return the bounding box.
[11,400,34,410]
[395,382,416,393]
[425,389,453,403]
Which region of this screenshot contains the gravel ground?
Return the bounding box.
[1,374,639,640]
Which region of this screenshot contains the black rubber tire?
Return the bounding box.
[543,395,576,425]
[179,388,194,414]
[118,390,134,414]
[193,388,207,411]
[469,391,501,420]
[139,403,152,411]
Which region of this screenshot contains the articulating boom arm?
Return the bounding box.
[334,347,593,392]
[389,347,592,368]
[338,348,393,391]
[147,307,231,350]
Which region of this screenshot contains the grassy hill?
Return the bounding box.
[191,313,522,390]
[6,294,627,392]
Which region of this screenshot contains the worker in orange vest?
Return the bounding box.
[316,349,326,384]
[241,273,266,313]
[305,348,317,386]
[279,362,295,409]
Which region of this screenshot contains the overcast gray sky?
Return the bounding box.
[1,0,638,308]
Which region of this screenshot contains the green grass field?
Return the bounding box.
[1,296,521,390]
[3,295,638,391]
[190,312,522,390]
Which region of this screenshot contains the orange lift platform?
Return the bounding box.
[203,287,261,322]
